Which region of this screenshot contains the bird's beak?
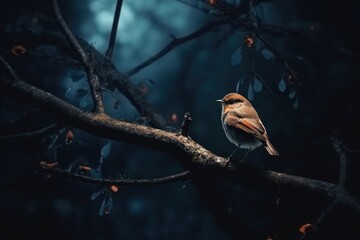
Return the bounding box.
[216,99,224,103]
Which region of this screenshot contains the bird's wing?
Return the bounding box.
[226,112,267,142]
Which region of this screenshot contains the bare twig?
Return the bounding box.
[105,0,123,62]
[344,146,360,153]
[52,0,104,113]
[28,50,81,66]
[175,0,219,15]
[315,200,337,225]
[256,35,299,84]
[0,123,59,141]
[330,132,348,187]
[205,2,300,84]
[180,112,192,137]
[127,19,228,76]
[259,23,360,61]
[100,87,121,105]
[214,29,234,47]
[39,164,190,186]
[248,48,292,115]
[299,200,337,240]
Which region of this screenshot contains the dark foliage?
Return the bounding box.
[1,0,360,240]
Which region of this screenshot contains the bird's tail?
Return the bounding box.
[264,140,279,156]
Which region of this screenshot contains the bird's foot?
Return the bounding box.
[225,156,246,167]
[225,157,231,167]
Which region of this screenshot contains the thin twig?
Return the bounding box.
[100,87,121,105]
[105,0,123,62]
[315,200,337,225]
[299,200,337,240]
[127,19,228,76]
[256,34,299,84]
[180,112,192,137]
[204,1,299,84]
[249,48,282,103]
[259,23,360,61]
[330,132,348,187]
[0,123,59,141]
[40,165,191,186]
[214,29,233,47]
[28,50,81,66]
[52,0,104,113]
[175,0,218,15]
[344,146,360,153]
[0,56,21,80]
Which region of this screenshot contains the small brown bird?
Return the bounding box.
[217,93,279,160]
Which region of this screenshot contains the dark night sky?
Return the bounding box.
[1,0,360,239]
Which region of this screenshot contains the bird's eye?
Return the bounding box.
[227,99,241,104]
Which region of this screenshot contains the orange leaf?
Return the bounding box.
[170,113,178,123]
[110,185,119,193]
[79,165,92,172]
[40,161,59,169]
[287,71,297,85]
[299,223,316,235]
[138,84,149,95]
[208,0,217,5]
[65,130,74,145]
[244,36,254,48]
[11,45,26,56]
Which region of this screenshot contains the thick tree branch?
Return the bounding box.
[39,164,190,186]
[105,0,123,62]
[1,59,359,211]
[52,0,105,113]
[127,20,228,76]
[0,123,59,141]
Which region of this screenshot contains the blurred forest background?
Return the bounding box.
[1,0,360,239]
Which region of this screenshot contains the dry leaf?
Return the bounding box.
[11,45,26,56]
[65,130,74,145]
[299,223,316,235]
[79,165,92,172]
[138,84,149,95]
[170,113,178,123]
[244,36,254,48]
[40,161,59,169]
[110,185,119,193]
[208,0,217,5]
